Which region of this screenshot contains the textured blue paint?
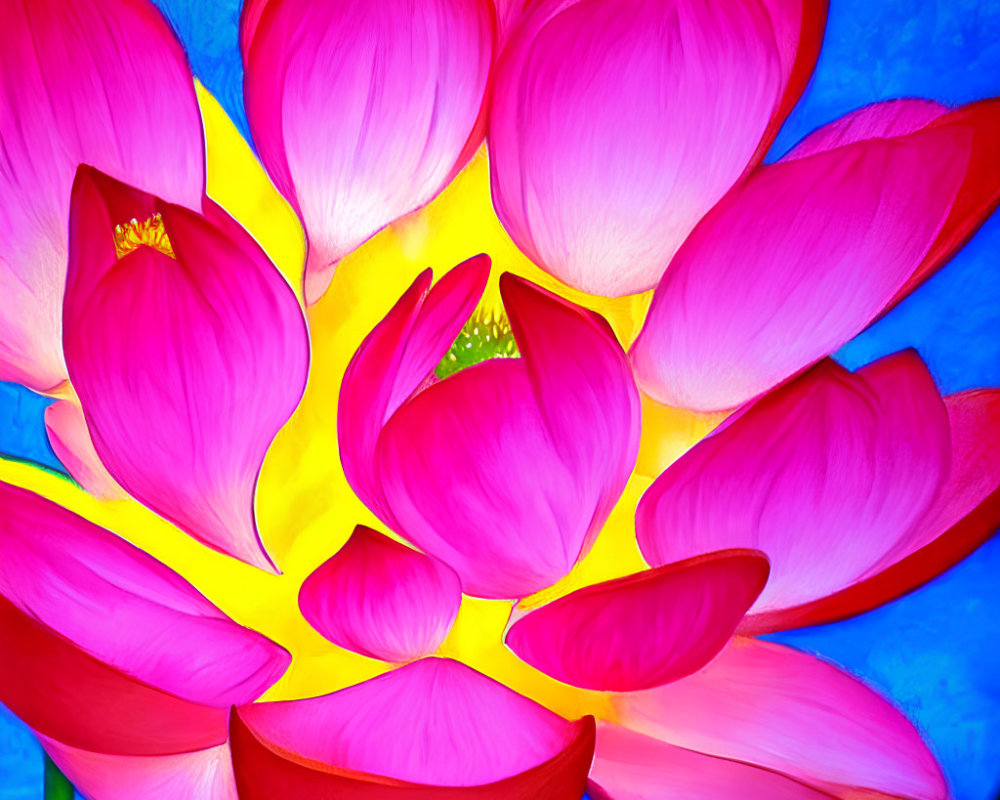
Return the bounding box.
[0,383,63,474]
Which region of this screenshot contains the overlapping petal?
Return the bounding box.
[299,525,462,663]
[63,168,309,572]
[488,0,826,296]
[230,658,595,798]
[506,550,768,691]
[44,399,125,501]
[0,0,204,391]
[243,0,495,302]
[633,99,1000,411]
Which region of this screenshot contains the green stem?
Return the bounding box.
[44,753,74,800]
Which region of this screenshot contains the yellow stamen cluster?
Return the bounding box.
[113,214,175,259]
[436,306,519,379]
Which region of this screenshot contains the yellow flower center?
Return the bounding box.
[113,214,175,260]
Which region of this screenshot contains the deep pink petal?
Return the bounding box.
[506,550,768,691]
[0,0,204,391]
[299,525,461,663]
[637,353,950,615]
[488,0,824,296]
[235,658,592,787]
[0,482,290,710]
[376,278,639,598]
[40,737,237,800]
[339,258,489,522]
[631,116,973,411]
[239,0,269,62]
[44,399,125,500]
[612,639,948,800]
[588,724,837,800]
[63,168,309,572]
[244,0,495,302]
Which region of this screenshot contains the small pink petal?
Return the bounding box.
[588,723,837,800]
[488,0,824,296]
[376,277,639,598]
[40,737,237,800]
[44,400,125,501]
[637,353,950,615]
[243,0,495,302]
[339,258,489,522]
[239,0,269,62]
[0,0,204,391]
[299,525,461,663]
[506,550,768,691]
[612,639,948,800]
[64,168,309,572]
[234,658,592,788]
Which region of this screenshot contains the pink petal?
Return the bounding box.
[636,353,950,615]
[299,525,461,663]
[612,639,948,800]
[746,387,1000,633]
[243,0,495,303]
[339,258,489,523]
[232,658,594,793]
[488,0,825,296]
[376,277,639,598]
[0,483,290,712]
[631,110,978,411]
[40,737,237,800]
[239,0,269,62]
[44,400,125,501]
[0,0,204,391]
[506,550,768,691]
[63,168,309,572]
[588,723,837,800]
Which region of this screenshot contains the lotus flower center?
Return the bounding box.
[435,306,518,379]
[113,214,175,259]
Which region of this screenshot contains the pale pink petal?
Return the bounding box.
[0,482,290,710]
[612,639,948,800]
[40,737,237,800]
[339,258,489,522]
[488,0,825,296]
[636,354,950,615]
[44,399,125,500]
[0,0,203,391]
[631,117,974,411]
[588,724,837,800]
[299,525,461,663]
[244,0,495,303]
[63,168,309,572]
[376,277,639,598]
[234,658,592,790]
[506,550,768,691]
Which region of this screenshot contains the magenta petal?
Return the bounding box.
[588,724,836,800]
[44,400,124,501]
[612,639,947,800]
[488,0,823,296]
[63,168,309,571]
[376,278,639,598]
[637,353,950,615]
[506,551,768,691]
[339,258,489,522]
[299,526,461,663]
[243,0,495,303]
[631,115,973,411]
[0,0,204,391]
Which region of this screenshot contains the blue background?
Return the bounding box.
[2,1,1000,798]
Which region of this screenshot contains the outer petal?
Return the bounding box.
[488,0,824,296]
[44,399,125,500]
[299,525,461,663]
[339,258,489,521]
[0,0,204,391]
[231,658,594,798]
[506,550,768,691]
[588,724,837,800]
[377,278,640,598]
[0,483,290,712]
[611,639,948,800]
[244,0,495,303]
[637,354,950,615]
[632,109,980,411]
[63,168,309,572]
